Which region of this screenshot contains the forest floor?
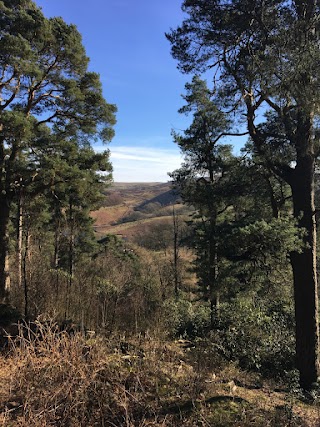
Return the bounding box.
[0,332,319,426]
[0,357,20,425]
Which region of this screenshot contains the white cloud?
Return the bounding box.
[108,145,183,182]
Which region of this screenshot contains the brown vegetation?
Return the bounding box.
[91,183,187,241]
[1,322,319,426]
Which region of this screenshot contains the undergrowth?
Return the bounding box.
[0,320,311,426]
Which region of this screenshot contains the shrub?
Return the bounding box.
[2,320,307,426]
[137,201,162,214]
[163,298,296,380]
[210,300,296,379]
[163,298,211,338]
[119,210,146,223]
[101,191,124,206]
[6,321,202,426]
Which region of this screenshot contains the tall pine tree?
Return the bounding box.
[0,0,116,303]
[167,0,320,389]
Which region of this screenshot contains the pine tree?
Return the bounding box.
[167,0,320,389]
[0,0,116,303]
[170,77,238,318]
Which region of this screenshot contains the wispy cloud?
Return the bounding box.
[107,145,183,182]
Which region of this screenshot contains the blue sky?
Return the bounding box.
[35,0,194,182]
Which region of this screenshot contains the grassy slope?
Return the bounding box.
[91,182,182,239]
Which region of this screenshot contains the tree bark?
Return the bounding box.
[246,95,320,389]
[17,189,23,292]
[65,200,75,321]
[209,214,219,324]
[53,207,61,300]
[22,226,30,319]
[0,197,11,303]
[207,166,219,321]
[290,153,320,389]
[172,205,180,298]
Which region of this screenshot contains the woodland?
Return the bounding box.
[1,0,320,426]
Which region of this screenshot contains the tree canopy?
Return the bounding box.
[0,0,116,302]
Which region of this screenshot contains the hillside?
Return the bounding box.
[91,182,185,240]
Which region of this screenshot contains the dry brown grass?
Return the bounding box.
[91,205,130,227]
[91,182,177,238]
[0,322,319,426]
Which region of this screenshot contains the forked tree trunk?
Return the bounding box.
[290,153,320,390]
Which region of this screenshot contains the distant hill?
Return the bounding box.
[102,182,173,207]
[91,182,189,240]
[135,189,181,211]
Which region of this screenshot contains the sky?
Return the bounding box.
[35,0,194,182]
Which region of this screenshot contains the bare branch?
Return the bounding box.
[36,112,58,126]
[0,77,21,110]
[211,131,249,145]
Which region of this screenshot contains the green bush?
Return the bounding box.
[163,298,211,338]
[210,300,295,379]
[164,298,295,380]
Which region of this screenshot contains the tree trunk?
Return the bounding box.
[23,226,30,319]
[209,215,219,324]
[65,199,75,320]
[17,190,23,291]
[172,205,180,298]
[247,93,320,389]
[0,197,11,303]
[290,153,320,390]
[207,167,219,322]
[53,213,61,300]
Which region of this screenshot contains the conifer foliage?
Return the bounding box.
[0,0,116,302]
[167,0,320,389]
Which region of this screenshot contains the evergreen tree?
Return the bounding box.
[0,0,116,303]
[167,0,320,389]
[170,77,238,317]
[45,143,112,320]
